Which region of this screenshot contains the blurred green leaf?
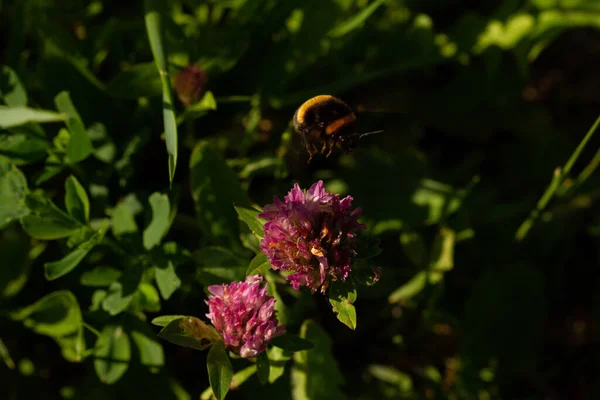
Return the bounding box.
[11,291,85,361]
[102,265,143,316]
[105,63,162,98]
[143,192,170,250]
[80,266,122,287]
[157,316,221,351]
[64,175,90,224]
[368,364,414,393]
[207,341,233,400]
[111,201,138,237]
[0,227,36,299]
[54,92,93,163]
[400,232,426,267]
[144,0,178,184]
[151,315,187,327]
[190,141,250,246]
[0,126,48,165]
[270,334,314,352]
[412,179,463,225]
[292,320,345,400]
[266,346,290,384]
[0,157,29,228]
[201,366,257,400]
[0,106,65,129]
[154,260,181,300]
[94,325,131,384]
[388,271,427,304]
[234,203,265,240]
[246,253,270,276]
[138,283,161,312]
[129,318,165,370]
[327,0,385,38]
[44,222,107,280]
[21,191,81,240]
[256,351,270,385]
[329,279,357,330]
[177,91,218,125]
[0,66,27,106]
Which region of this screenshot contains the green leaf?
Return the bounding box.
[44,224,106,280]
[144,0,178,184]
[10,291,85,361]
[388,271,427,304]
[234,203,265,239]
[143,192,170,250]
[246,253,270,276]
[64,175,90,223]
[0,157,29,228]
[0,126,49,165]
[411,179,463,225]
[329,279,357,330]
[155,260,181,300]
[111,201,138,237]
[327,0,385,38]
[0,106,65,129]
[269,334,314,352]
[207,341,233,400]
[151,315,187,327]
[292,320,345,400]
[266,347,291,384]
[0,227,37,299]
[102,265,143,316]
[54,91,93,163]
[190,141,250,246]
[157,316,221,351]
[10,290,82,337]
[0,66,28,106]
[80,266,122,287]
[256,351,270,385]
[20,191,81,239]
[129,319,165,370]
[177,91,218,125]
[105,62,162,98]
[138,282,161,312]
[201,366,255,400]
[94,325,131,384]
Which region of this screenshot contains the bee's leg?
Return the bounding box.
[325,138,335,157]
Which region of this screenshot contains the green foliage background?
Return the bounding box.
[1,0,600,399]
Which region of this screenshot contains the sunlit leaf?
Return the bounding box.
[207,341,233,400]
[44,222,107,280]
[234,203,265,240]
[102,265,143,316]
[157,316,221,351]
[0,157,29,228]
[154,260,181,300]
[21,191,81,240]
[246,253,270,276]
[329,279,357,330]
[94,325,131,384]
[54,91,93,163]
[0,106,65,129]
[0,66,28,106]
[80,266,122,287]
[64,175,90,223]
[144,0,178,184]
[143,192,170,250]
[292,320,345,400]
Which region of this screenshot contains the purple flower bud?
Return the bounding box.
[258,180,366,293]
[205,275,286,358]
[173,64,207,107]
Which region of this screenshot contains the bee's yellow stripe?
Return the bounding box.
[295,95,336,123]
[325,114,356,135]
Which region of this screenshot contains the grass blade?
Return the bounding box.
[144,0,178,186]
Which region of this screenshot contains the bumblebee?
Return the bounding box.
[293,95,382,162]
